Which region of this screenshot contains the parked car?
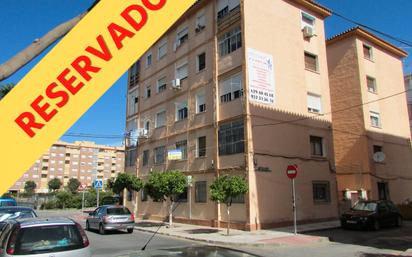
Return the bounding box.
[0,199,16,207]
[0,217,91,257]
[86,205,134,235]
[101,196,120,205]
[0,207,37,222]
[341,200,402,230]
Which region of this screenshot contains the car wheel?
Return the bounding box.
[127,228,133,234]
[396,216,403,227]
[99,224,106,235]
[86,221,90,231]
[373,219,380,231]
[340,221,347,229]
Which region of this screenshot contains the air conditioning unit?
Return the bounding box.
[171,78,181,90]
[302,26,315,38]
[195,24,205,33]
[138,129,149,139]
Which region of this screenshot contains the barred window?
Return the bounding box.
[197,136,206,158]
[176,140,188,160]
[218,120,244,155]
[218,26,242,57]
[310,136,323,156]
[154,146,165,164]
[125,148,137,167]
[195,181,207,203]
[176,187,188,202]
[142,150,149,166]
[313,181,330,203]
[141,189,148,202]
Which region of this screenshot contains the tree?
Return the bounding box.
[0,1,99,81]
[24,180,37,196]
[0,83,15,100]
[145,171,187,227]
[210,175,248,236]
[67,178,81,194]
[112,173,143,194]
[48,178,62,192]
[55,191,72,209]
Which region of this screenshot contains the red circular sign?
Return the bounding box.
[286,165,298,179]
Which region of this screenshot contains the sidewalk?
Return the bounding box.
[133,220,339,247]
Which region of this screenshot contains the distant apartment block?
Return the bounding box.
[327,27,412,206]
[405,74,412,137]
[125,0,339,230]
[9,141,125,193]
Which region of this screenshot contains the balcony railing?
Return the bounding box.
[217,6,241,33]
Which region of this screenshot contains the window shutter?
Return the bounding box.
[307,94,322,112]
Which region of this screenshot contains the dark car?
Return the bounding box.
[0,207,37,222]
[341,200,402,230]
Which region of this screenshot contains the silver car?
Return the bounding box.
[86,205,134,235]
[0,217,91,257]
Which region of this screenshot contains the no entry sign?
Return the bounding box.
[286,165,298,179]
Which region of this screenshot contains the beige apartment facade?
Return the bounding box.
[406,74,412,138]
[9,141,125,193]
[125,0,339,230]
[327,27,412,207]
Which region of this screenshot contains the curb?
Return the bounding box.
[133,226,330,247]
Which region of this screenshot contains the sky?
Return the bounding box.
[0,0,411,146]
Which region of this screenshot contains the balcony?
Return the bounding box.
[217,6,241,33]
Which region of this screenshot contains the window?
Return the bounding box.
[145,86,151,99]
[232,194,245,204]
[176,187,188,202]
[220,73,243,103]
[219,26,242,57]
[176,140,188,160]
[154,146,165,164]
[304,52,318,72]
[127,190,133,201]
[129,61,140,88]
[370,111,381,128]
[144,120,150,133]
[196,12,206,32]
[363,44,373,60]
[310,136,324,156]
[177,27,189,46]
[307,93,322,113]
[301,12,315,29]
[176,63,189,81]
[197,53,206,72]
[157,77,167,93]
[125,148,136,167]
[312,181,331,203]
[141,189,148,202]
[196,90,206,113]
[218,120,244,155]
[197,136,206,157]
[146,52,152,67]
[155,110,166,128]
[175,101,188,121]
[142,150,149,166]
[217,6,229,20]
[377,182,389,200]
[367,76,377,93]
[195,181,207,203]
[158,40,167,59]
[373,145,383,153]
[127,89,138,116]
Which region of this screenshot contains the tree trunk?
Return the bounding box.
[169,201,174,228]
[0,12,86,81]
[227,205,230,236]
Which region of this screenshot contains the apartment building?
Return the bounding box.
[9,141,125,193]
[125,0,339,230]
[327,27,412,207]
[405,74,412,137]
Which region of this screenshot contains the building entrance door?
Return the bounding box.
[378,182,390,200]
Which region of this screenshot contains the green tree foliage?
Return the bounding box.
[210,175,248,235]
[67,178,81,194]
[145,170,187,227]
[24,180,37,196]
[112,173,143,194]
[48,178,62,192]
[55,191,72,209]
[0,83,14,100]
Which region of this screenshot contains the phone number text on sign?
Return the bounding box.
[247,48,275,105]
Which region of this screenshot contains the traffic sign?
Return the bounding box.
[286,165,298,179]
[79,184,87,190]
[94,179,103,189]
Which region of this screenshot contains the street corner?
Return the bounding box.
[257,234,330,246]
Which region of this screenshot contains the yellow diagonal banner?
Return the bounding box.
[0,0,196,194]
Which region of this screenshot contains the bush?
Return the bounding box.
[41,200,58,210]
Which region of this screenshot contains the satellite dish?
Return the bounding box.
[373,152,385,163]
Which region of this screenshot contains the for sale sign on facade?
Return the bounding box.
[247,48,275,105]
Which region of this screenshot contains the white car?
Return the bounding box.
[0,217,91,257]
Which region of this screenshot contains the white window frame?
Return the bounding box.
[127,89,138,116]
[157,39,167,60]
[301,11,316,31]
[144,85,151,99]
[145,51,152,67]
[196,52,206,72]
[155,110,166,128]
[307,93,322,113]
[363,44,373,61]
[196,11,206,32]
[177,27,189,46]
[370,111,381,128]
[157,77,167,93]
[175,100,188,121]
[219,72,243,103]
[176,62,189,81]
[367,76,377,94]
[196,89,206,113]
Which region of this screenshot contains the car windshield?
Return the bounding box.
[352,202,377,211]
[0,209,35,221]
[0,201,16,207]
[13,225,84,255]
[107,207,131,215]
